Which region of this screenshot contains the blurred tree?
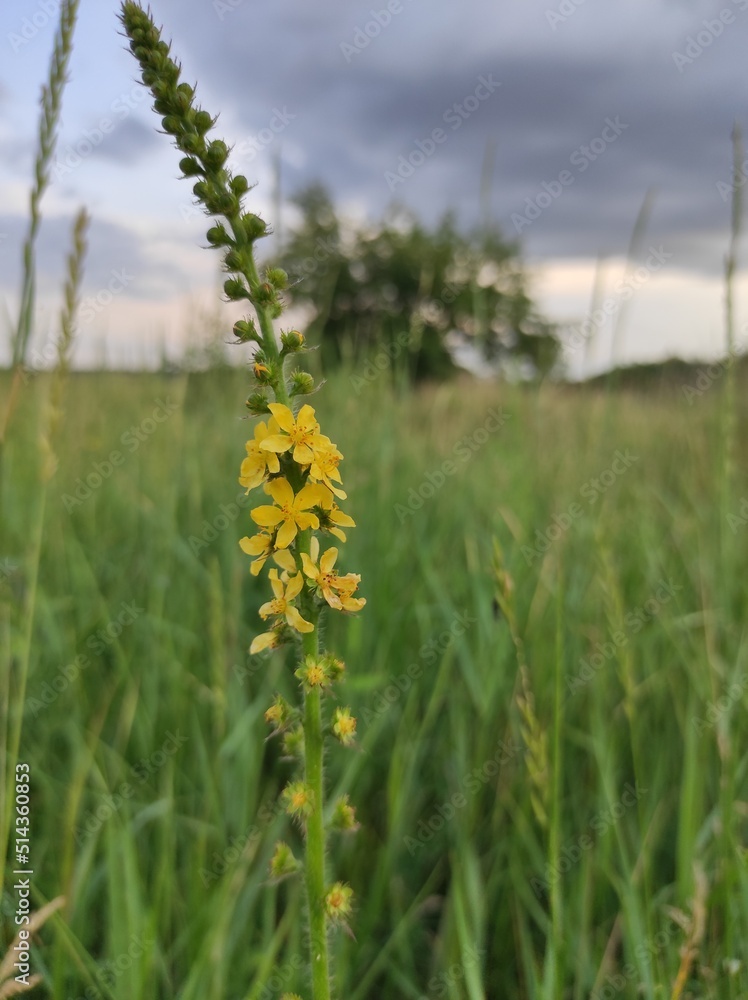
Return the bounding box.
[277,183,560,382]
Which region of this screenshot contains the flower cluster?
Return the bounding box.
[120,4,364,990]
[238,401,365,652]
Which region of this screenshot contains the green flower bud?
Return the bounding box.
[223,248,244,271]
[281,724,305,760]
[280,329,305,354]
[230,174,250,196]
[269,841,301,881]
[331,795,359,833]
[193,110,213,134]
[245,392,270,415]
[289,371,315,396]
[205,139,229,170]
[240,213,268,241]
[203,189,238,216]
[161,115,181,135]
[223,278,249,301]
[180,133,204,156]
[206,224,232,247]
[253,282,276,306]
[177,82,194,100]
[179,156,202,177]
[265,267,288,290]
[192,180,210,200]
[232,319,258,343]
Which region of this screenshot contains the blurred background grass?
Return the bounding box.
[2,364,747,999]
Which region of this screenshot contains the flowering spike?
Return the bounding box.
[120,5,366,993]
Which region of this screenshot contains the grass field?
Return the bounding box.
[2,362,747,999]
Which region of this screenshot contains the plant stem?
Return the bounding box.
[302,625,331,1000]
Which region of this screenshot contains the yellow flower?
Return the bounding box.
[239,531,273,575]
[249,626,282,655]
[260,402,322,465]
[309,435,346,499]
[325,881,354,922]
[314,487,355,541]
[332,707,357,746]
[239,418,281,492]
[239,535,300,577]
[282,781,313,818]
[259,568,313,634]
[250,477,327,548]
[301,536,365,612]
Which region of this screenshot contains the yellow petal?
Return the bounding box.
[273,549,297,574]
[276,518,297,549]
[285,572,304,601]
[265,477,294,506]
[268,569,284,599]
[267,402,295,433]
[296,482,327,510]
[250,631,277,654]
[320,547,338,574]
[259,434,292,454]
[251,505,284,527]
[250,555,268,576]
[331,509,355,527]
[341,596,366,612]
[293,443,315,466]
[239,534,269,556]
[296,403,318,431]
[301,552,318,579]
[285,606,314,633]
[296,512,319,531]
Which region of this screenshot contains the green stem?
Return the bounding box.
[227,218,292,409]
[302,623,331,1000]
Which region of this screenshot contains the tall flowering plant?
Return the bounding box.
[120,6,365,997]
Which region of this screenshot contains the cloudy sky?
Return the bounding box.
[2,0,748,376]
